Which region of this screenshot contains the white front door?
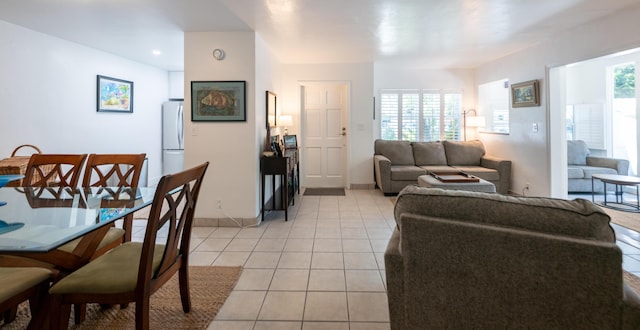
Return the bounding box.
[301,83,349,188]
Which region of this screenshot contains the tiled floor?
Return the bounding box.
[130,189,640,329]
[187,189,394,330]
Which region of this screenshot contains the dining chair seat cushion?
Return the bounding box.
[0,267,52,302]
[57,227,125,253]
[49,242,165,295]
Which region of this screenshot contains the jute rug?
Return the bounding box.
[4,266,242,330]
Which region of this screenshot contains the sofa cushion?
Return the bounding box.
[568,140,590,165]
[582,166,618,179]
[420,165,457,173]
[390,166,426,181]
[443,140,485,165]
[395,185,615,242]
[375,140,415,165]
[451,166,500,181]
[412,142,447,166]
[567,166,585,179]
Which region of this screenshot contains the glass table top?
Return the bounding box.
[0,186,155,252]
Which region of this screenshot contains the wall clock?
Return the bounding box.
[212,49,225,60]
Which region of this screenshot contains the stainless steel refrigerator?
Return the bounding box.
[162,101,184,175]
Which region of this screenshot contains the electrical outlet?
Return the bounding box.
[524,183,530,190]
[217,200,222,209]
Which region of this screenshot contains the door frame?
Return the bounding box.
[298,80,351,189]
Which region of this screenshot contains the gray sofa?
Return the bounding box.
[568,140,629,192]
[385,185,640,329]
[374,139,511,194]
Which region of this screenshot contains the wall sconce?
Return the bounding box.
[463,109,486,141]
[279,115,293,135]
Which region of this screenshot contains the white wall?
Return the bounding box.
[0,20,167,185]
[475,3,640,196]
[280,63,374,187]
[185,31,281,220]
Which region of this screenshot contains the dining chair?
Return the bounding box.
[23,154,87,188]
[81,153,147,244]
[48,162,209,330]
[0,267,52,326]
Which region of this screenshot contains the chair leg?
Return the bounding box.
[179,265,191,313]
[123,214,134,242]
[49,295,71,330]
[3,306,17,323]
[73,303,86,324]
[135,296,150,330]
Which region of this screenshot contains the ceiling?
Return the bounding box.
[0,0,637,71]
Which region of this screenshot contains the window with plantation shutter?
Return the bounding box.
[380,89,462,141]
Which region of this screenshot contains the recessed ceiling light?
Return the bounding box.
[152,50,162,55]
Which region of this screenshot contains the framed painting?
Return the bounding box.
[266,90,277,128]
[97,75,133,113]
[191,81,246,122]
[511,80,540,108]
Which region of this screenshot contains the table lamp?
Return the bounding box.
[279,115,293,135]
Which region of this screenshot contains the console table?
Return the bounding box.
[261,148,299,221]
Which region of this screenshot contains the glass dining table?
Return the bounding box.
[0,186,155,257]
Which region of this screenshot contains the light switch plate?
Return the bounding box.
[532,123,538,133]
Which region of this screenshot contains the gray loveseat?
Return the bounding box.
[374,139,511,194]
[385,185,640,329]
[568,140,629,192]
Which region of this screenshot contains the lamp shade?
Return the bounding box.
[279,115,293,127]
[466,116,486,128]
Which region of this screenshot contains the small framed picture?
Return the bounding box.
[511,80,540,108]
[283,135,297,149]
[191,81,246,122]
[97,75,133,113]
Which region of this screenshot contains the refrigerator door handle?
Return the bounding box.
[177,103,184,148]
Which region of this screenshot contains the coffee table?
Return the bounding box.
[418,173,496,193]
[592,174,640,212]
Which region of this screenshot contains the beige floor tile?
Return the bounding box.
[210,227,241,238]
[315,227,341,238]
[349,322,390,329]
[225,238,259,251]
[258,291,306,321]
[254,238,287,252]
[253,321,302,330]
[269,269,310,291]
[195,237,232,251]
[207,320,255,330]
[340,228,368,239]
[192,226,217,238]
[347,292,390,322]
[213,251,251,267]
[366,228,393,240]
[215,290,267,320]
[245,252,282,268]
[302,322,349,330]
[344,253,378,269]
[283,238,314,252]
[375,253,386,269]
[189,251,220,266]
[370,239,391,253]
[235,227,266,239]
[278,252,312,268]
[234,268,275,290]
[311,253,344,269]
[342,239,373,252]
[345,270,386,292]
[313,239,342,252]
[303,292,348,321]
[308,269,346,291]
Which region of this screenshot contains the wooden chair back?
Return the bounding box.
[139,162,209,292]
[23,154,87,187]
[81,154,146,188]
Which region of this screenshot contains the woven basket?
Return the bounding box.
[0,144,43,187]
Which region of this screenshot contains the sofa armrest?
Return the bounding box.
[374,154,392,193]
[623,281,640,329]
[587,156,630,176]
[481,156,512,194]
[384,228,405,329]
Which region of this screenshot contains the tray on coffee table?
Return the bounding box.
[429,171,479,183]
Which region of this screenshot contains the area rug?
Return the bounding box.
[303,188,346,196]
[4,266,242,330]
